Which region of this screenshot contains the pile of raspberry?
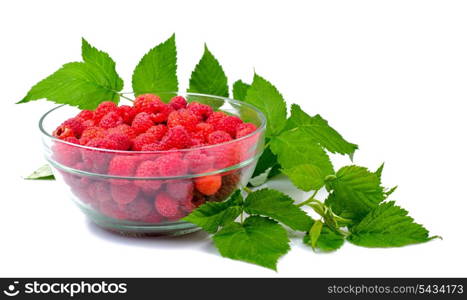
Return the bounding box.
[52,94,258,223]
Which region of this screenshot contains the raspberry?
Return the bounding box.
[133,94,163,114]
[99,111,123,129]
[167,109,198,132]
[87,181,112,203]
[206,172,241,202]
[165,180,194,200]
[117,105,136,124]
[187,102,213,121]
[206,111,227,127]
[62,162,91,188]
[52,138,81,166]
[108,156,137,184]
[124,196,153,221]
[82,138,119,172]
[80,126,106,145]
[184,151,215,173]
[155,192,180,218]
[107,124,137,140]
[100,200,128,219]
[76,110,94,122]
[134,160,163,190]
[160,126,192,149]
[155,153,189,177]
[151,103,173,123]
[85,138,119,150]
[146,125,168,141]
[169,96,187,110]
[53,118,84,139]
[94,101,118,122]
[191,190,207,208]
[141,210,163,223]
[216,115,243,137]
[209,144,239,169]
[195,122,214,141]
[131,112,154,134]
[106,132,132,150]
[141,143,165,151]
[236,122,257,138]
[111,183,139,204]
[71,186,94,205]
[63,136,80,144]
[132,133,160,151]
[81,119,95,131]
[194,171,222,195]
[207,130,232,145]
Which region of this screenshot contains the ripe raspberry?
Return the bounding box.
[80,126,106,145]
[141,143,165,151]
[87,181,112,203]
[236,122,257,138]
[82,138,119,172]
[134,160,163,190]
[117,105,136,124]
[155,153,189,177]
[216,115,243,137]
[100,200,128,219]
[151,103,173,123]
[85,138,119,150]
[99,111,123,129]
[146,124,168,141]
[206,111,227,127]
[111,183,139,204]
[184,151,215,173]
[187,102,213,121]
[71,186,94,205]
[94,101,118,122]
[167,109,198,132]
[195,171,222,195]
[62,162,91,188]
[52,138,81,166]
[160,126,192,149]
[106,132,132,150]
[165,180,194,200]
[155,192,180,218]
[195,122,214,141]
[131,112,154,134]
[53,118,84,139]
[133,94,163,114]
[209,144,240,169]
[206,172,241,202]
[81,119,95,131]
[207,130,232,145]
[107,124,137,140]
[132,133,160,151]
[191,190,207,208]
[124,196,153,221]
[76,110,94,122]
[63,136,80,144]
[169,96,187,110]
[108,156,137,185]
[141,210,164,223]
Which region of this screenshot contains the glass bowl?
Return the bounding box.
[39,92,266,236]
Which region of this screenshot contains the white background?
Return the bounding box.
[0,0,466,277]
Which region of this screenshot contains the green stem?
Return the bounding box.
[297,189,319,207]
[119,93,134,102]
[243,186,254,194]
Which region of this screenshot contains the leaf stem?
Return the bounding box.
[119,93,135,102]
[297,189,319,207]
[243,186,254,194]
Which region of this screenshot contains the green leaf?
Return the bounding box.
[183,190,243,233]
[18,39,123,109]
[375,163,385,180]
[25,164,55,180]
[244,74,287,137]
[325,165,385,221]
[282,164,325,191]
[232,80,250,101]
[132,34,178,100]
[286,104,358,157]
[348,201,434,247]
[244,189,313,231]
[303,225,345,252]
[270,127,334,178]
[251,145,279,178]
[213,216,290,270]
[188,45,229,98]
[309,220,323,249]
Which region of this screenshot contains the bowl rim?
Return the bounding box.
[39,91,267,155]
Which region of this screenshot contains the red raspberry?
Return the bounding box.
[151,103,173,123]
[155,192,180,218]
[131,112,154,134]
[141,210,163,223]
[141,143,166,151]
[206,111,227,127]
[236,122,257,138]
[107,124,137,140]
[167,109,198,132]
[146,125,168,141]
[165,180,194,200]
[184,151,215,173]
[80,126,106,145]
[169,96,188,110]
[100,200,128,219]
[209,144,240,169]
[187,102,213,121]
[99,111,123,129]
[71,186,94,205]
[94,101,118,122]
[85,138,119,150]
[62,162,91,188]
[195,171,222,195]
[82,138,119,172]
[76,110,94,122]
[207,130,232,145]
[132,133,160,151]
[216,115,243,137]
[133,94,163,114]
[160,126,193,149]
[134,160,163,190]
[87,181,112,203]
[81,119,95,131]
[108,156,137,185]
[195,122,214,141]
[117,105,136,124]
[53,118,84,139]
[155,153,189,177]
[52,138,82,166]
[106,132,132,150]
[111,183,139,204]
[124,197,153,221]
